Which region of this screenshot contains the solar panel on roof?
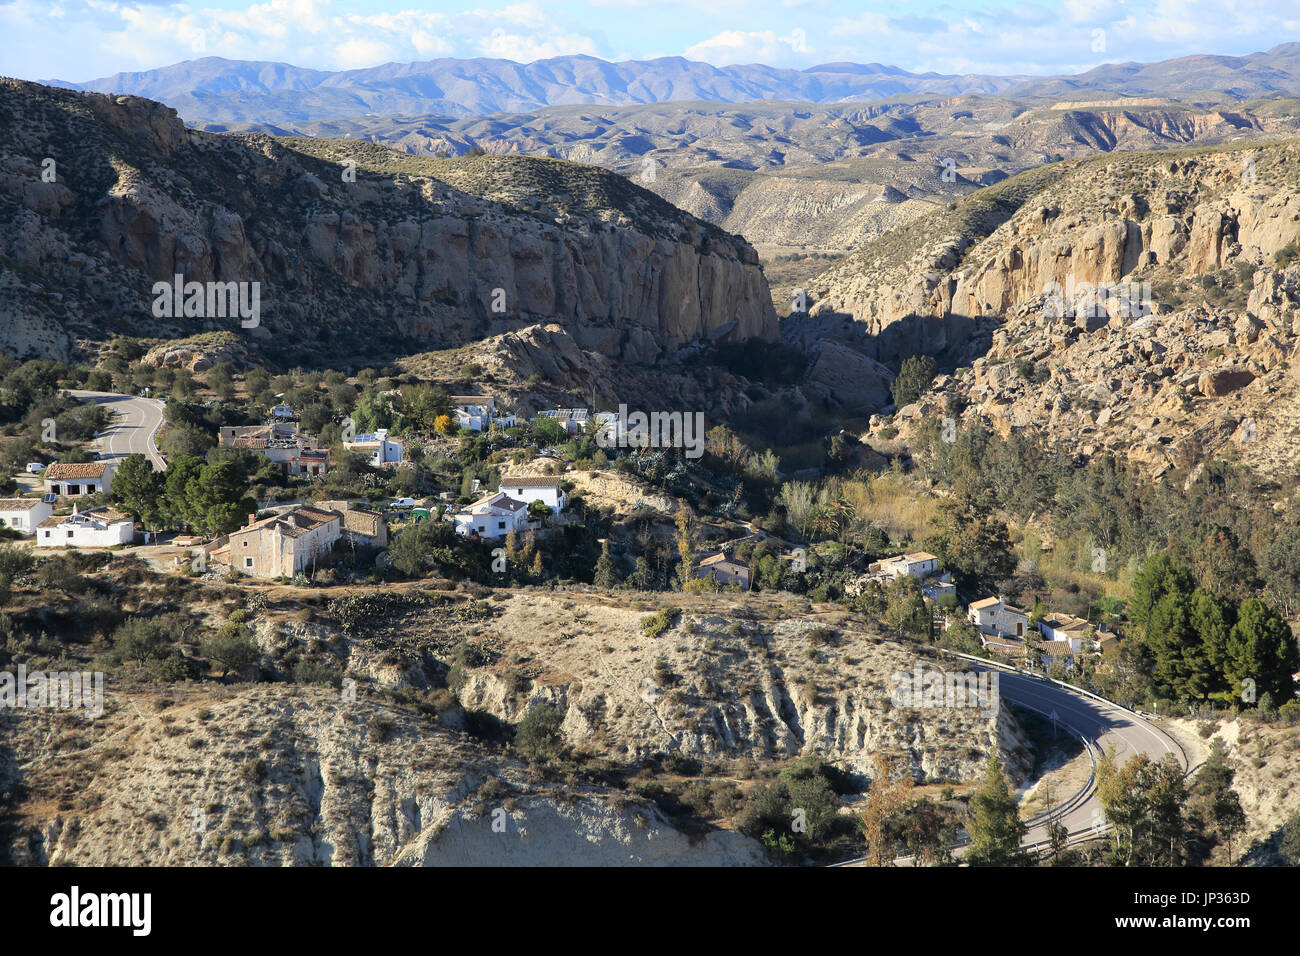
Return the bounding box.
[44,493,57,503]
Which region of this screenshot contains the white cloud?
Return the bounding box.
[3,0,1300,83]
[478,26,598,60]
[685,28,815,66]
[2,0,601,77]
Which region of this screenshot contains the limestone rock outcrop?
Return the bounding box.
[0,79,777,367]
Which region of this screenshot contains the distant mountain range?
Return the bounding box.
[45,43,1300,125]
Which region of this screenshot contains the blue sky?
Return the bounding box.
[2,0,1298,82]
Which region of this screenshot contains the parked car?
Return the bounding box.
[391,497,416,509]
[25,462,44,474]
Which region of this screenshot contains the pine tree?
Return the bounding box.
[530,550,544,579]
[965,753,1027,865]
[593,539,617,589]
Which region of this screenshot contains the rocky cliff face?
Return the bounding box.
[843,141,1300,481]
[0,80,777,368]
[811,145,1300,359]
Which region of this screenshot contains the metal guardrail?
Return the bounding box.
[936,648,1190,773]
[832,651,1199,866]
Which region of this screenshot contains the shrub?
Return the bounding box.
[367,715,393,743]
[111,617,176,665]
[0,546,35,577]
[292,656,341,687]
[891,354,937,408]
[515,702,564,762]
[640,607,679,637]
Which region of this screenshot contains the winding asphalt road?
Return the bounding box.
[995,668,1187,849]
[69,389,167,471]
[835,661,1188,865]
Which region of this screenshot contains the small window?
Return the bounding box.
[243,540,248,547]
[245,558,254,568]
[67,530,74,538]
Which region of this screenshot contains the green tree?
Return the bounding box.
[352,390,394,434]
[201,612,261,678]
[1130,554,1195,625]
[890,354,937,409]
[163,457,254,535]
[1280,812,1300,865]
[926,503,1015,593]
[1190,739,1247,863]
[965,753,1028,865]
[515,702,564,762]
[675,511,696,590]
[1225,598,1300,705]
[778,481,817,541]
[112,453,164,527]
[593,539,617,589]
[1096,750,1187,866]
[529,415,567,447]
[162,455,205,530]
[883,574,930,640]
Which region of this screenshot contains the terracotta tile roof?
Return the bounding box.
[500,475,562,487]
[969,596,1001,610]
[44,462,108,480]
[1041,615,1091,633]
[233,437,269,449]
[0,498,45,510]
[238,506,340,539]
[38,506,132,528]
[698,552,747,569]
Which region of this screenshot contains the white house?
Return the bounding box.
[43,462,114,497]
[874,551,940,581]
[536,407,589,436]
[498,475,566,514]
[453,395,515,432]
[0,497,54,535]
[923,579,957,602]
[694,553,751,590]
[1038,614,1097,654]
[450,492,529,539]
[36,506,134,548]
[969,596,1029,640]
[344,428,404,466]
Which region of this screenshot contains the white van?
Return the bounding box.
[25,462,44,474]
[391,497,416,509]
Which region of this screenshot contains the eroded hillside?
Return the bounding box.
[0,562,1031,866]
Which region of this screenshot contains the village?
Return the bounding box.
[0,378,1119,681]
